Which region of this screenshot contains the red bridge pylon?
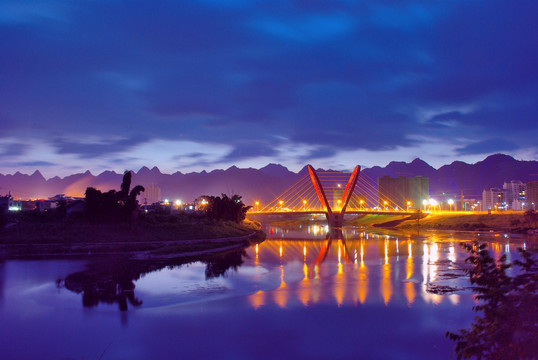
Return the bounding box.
[307,164,360,227]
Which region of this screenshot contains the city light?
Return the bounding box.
[175,199,182,206]
[448,199,454,211]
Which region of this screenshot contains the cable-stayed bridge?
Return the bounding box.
[250,165,414,227]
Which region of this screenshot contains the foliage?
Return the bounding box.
[202,193,251,224]
[524,210,537,228]
[446,243,537,359]
[85,171,145,222]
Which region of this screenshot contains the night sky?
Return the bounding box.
[1,0,537,177]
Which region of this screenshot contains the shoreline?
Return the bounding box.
[0,228,265,259]
[253,212,537,235]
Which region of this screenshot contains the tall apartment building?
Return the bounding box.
[140,183,162,205]
[377,176,429,209]
[526,180,538,210]
[503,180,526,210]
[482,188,504,210]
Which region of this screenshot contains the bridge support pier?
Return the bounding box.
[326,213,343,228]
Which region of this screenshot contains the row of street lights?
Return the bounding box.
[252,198,460,212]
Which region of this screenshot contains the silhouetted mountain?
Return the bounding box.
[362,158,437,180]
[1,154,537,203]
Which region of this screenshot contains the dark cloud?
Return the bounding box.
[223,141,279,162]
[53,135,148,158]
[299,147,338,161]
[16,161,57,167]
[172,152,207,161]
[0,143,27,157]
[456,139,519,156]
[0,0,536,165]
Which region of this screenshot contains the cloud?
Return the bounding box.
[0,142,27,157]
[253,13,355,42]
[0,0,536,175]
[53,135,149,158]
[222,141,279,162]
[456,139,519,156]
[16,160,57,167]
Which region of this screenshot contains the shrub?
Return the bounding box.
[446,243,537,359]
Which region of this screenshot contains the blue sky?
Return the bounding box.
[1,0,537,177]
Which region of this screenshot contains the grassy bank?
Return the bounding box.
[250,211,537,235]
[0,212,265,257]
[396,212,537,233]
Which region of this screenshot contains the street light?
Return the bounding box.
[407,201,411,212]
[422,199,428,211]
[359,199,364,210]
[429,198,438,212]
[448,199,454,212]
[255,201,259,212]
[279,200,283,210]
[384,200,388,210]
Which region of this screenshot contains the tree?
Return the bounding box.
[84,171,145,222]
[524,210,537,228]
[203,193,251,224]
[446,243,537,359]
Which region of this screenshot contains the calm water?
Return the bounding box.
[0,225,532,360]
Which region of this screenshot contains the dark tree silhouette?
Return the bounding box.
[203,194,251,224]
[62,246,250,311]
[204,249,247,279]
[524,210,537,228]
[84,171,145,222]
[446,243,537,359]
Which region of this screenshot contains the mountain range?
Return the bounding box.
[1,154,537,204]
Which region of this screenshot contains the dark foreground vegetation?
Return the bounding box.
[0,171,264,257]
[447,243,537,360]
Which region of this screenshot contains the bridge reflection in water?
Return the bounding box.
[247,226,520,310]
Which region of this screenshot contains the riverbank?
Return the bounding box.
[252,211,537,235]
[0,214,265,258]
[395,211,537,234]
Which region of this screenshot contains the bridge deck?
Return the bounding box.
[250,210,416,216]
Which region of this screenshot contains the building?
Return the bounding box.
[377,176,429,210]
[503,180,526,210]
[461,198,481,211]
[482,188,504,210]
[526,180,538,210]
[140,184,162,205]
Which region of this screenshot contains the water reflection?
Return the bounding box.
[61,247,250,311]
[0,260,4,305]
[248,225,527,310]
[57,224,529,313]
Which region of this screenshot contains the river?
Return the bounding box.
[0,225,532,359]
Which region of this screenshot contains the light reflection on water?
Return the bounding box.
[243,225,526,310]
[0,225,532,360]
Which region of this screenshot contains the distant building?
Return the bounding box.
[461,198,481,211]
[140,184,161,205]
[0,195,10,214]
[526,180,538,210]
[503,180,526,210]
[377,176,429,210]
[482,188,505,210]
